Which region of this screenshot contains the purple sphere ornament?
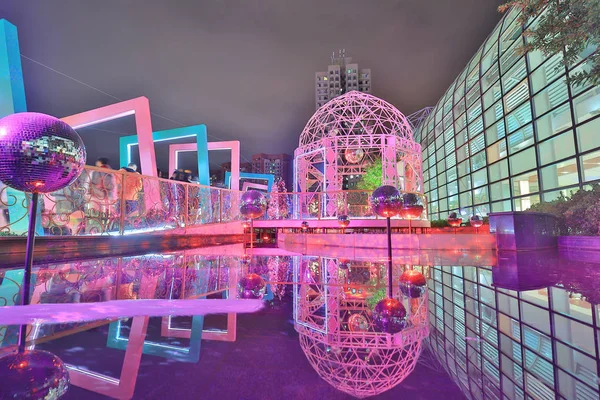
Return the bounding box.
[344,148,364,164]
[0,112,86,193]
[373,298,407,334]
[338,214,350,229]
[301,221,309,231]
[399,193,424,220]
[0,350,70,399]
[239,190,267,219]
[370,185,402,218]
[399,270,427,298]
[238,273,266,299]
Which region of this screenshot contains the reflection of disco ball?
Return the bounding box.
[399,270,427,298]
[0,112,86,193]
[370,185,402,218]
[239,190,267,219]
[301,221,309,231]
[447,212,462,228]
[0,350,70,399]
[347,313,369,332]
[344,148,364,164]
[337,215,350,228]
[373,298,407,334]
[470,215,484,228]
[238,273,266,299]
[399,193,424,219]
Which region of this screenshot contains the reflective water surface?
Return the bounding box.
[1,246,599,399]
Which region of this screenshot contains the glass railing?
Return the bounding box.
[0,166,428,236]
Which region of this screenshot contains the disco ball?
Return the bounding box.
[447,212,462,228]
[372,298,407,334]
[301,221,309,231]
[338,258,351,270]
[347,313,369,332]
[0,350,70,399]
[238,273,266,299]
[470,215,484,228]
[239,190,267,219]
[399,270,427,299]
[338,215,350,229]
[240,253,252,265]
[0,112,86,193]
[344,148,364,164]
[399,193,424,220]
[370,185,402,218]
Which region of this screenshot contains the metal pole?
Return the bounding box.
[250,219,254,253]
[18,192,39,353]
[387,216,393,299]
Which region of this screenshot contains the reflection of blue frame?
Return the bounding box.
[225,172,274,192]
[106,315,204,363]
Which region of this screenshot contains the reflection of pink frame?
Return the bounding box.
[168,141,240,191]
[61,97,156,177]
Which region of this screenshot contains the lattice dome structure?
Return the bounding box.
[294,92,423,218]
[293,257,429,398]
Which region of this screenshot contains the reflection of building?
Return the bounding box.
[252,153,292,189]
[428,264,600,400]
[315,50,371,110]
[415,7,600,219]
[211,161,252,187]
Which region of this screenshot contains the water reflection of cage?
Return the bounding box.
[293,257,429,398]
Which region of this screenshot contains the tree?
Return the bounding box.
[499,0,600,86]
[267,179,290,219]
[356,158,382,191]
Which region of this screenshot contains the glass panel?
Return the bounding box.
[535,103,572,141]
[532,78,569,118]
[507,124,535,155]
[481,46,498,76]
[459,175,472,193]
[504,80,529,114]
[502,59,527,93]
[580,150,600,183]
[483,75,502,110]
[485,100,504,127]
[576,117,600,153]
[490,179,511,200]
[458,160,470,177]
[447,166,458,183]
[468,116,484,138]
[472,168,487,188]
[487,139,508,164]
[540,158,579,190]
[471,151,487,172]
[466,84,480,108]
[486,120,506,145]
[530,53,564,94]
[509,147,536,175]
[491,199,512,212]
[470,133,486,154]
[553,314,595,355]
[473,185,488,205]
[513,194,539,211]
[506,102,533,134]
[512,171,539,197]
[456,129,469,149]
[489,159,509,182]
[460,191,473,208]
[537,130,575,166]
[573,87,600,124]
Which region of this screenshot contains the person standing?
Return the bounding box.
[89,157,115,218]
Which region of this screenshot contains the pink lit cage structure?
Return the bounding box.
[294,91,424,219]
[294,257,429,398]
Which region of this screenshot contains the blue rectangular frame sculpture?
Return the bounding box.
[119,125,210,186]
[225,172,275,192]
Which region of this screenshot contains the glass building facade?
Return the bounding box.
[414,7,600,219]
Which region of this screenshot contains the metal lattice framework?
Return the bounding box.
[293,257,429,398]
[294,92,423,211]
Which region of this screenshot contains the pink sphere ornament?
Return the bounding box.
[0,350,70,399]
[0,112,86,193]
[399,193,424,219]
[373,298,407,334]
[238,273,266,299]
[338,214,350,228]
[370,185,402,218]
[470,215,484,228]
[301,221,309,231]
[344,148,365,164]
[347,313,369,332]
[447,212,462,228]
[239,190,267,219]
[399,270,427,298]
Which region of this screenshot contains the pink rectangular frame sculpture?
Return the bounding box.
[168,141,240,191]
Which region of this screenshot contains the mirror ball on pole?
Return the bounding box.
[238,190,268,299]
[0,112,87,399]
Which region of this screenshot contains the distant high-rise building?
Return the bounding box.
[315,49,372,110]
[252,153,292,190]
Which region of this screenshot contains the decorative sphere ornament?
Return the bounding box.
[399,270,427,298]
[447,212,462,228]
[0,350,70,399]
[470,215,484,228]
[373,298,407,334]
[399,193,424,219]
[238,273,266,299]
[347,313,369,332]
[338,258,351,270]
[239,190,267,219]
[337,215,350,229]
[370,185,402,218]
[0,112,86,193]
[343,148,364,164]
[301,221,309,231]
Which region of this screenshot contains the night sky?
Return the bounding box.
[1,0,504,174]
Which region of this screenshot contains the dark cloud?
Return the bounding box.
[1,0,504,172]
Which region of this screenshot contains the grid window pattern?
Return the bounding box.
[427,265,600,400]
[414,7,600,219]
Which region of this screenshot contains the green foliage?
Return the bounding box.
[356,158,382,191]
[367,287,387,310]
[499,0,600,86]
[527,184,600,235]
[430,219,450,228]
[0,231,18,236]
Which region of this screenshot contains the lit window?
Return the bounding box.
[323,77,328,81]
